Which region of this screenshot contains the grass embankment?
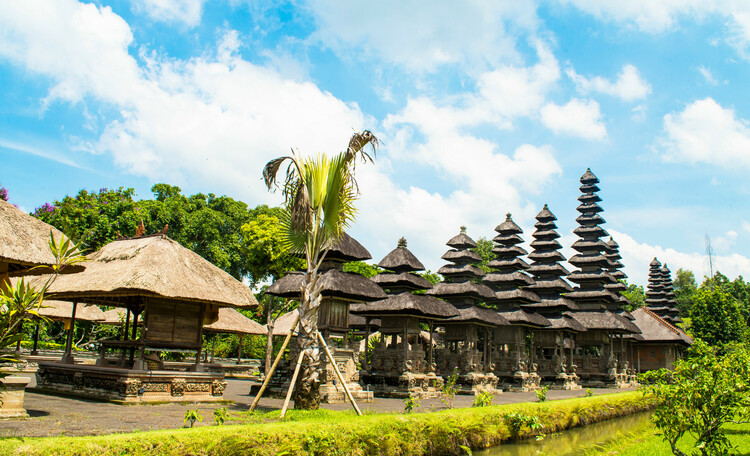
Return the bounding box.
[0,391,655,456]
[585,421,750,455]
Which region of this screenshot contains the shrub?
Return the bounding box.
[214,408,230,425]
[536,385,549,402]
[403,395,421,413]
[441,368,459,409]
[184,409,203,428]
[472,391,492,407]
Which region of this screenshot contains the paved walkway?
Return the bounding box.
[0,373,636,437]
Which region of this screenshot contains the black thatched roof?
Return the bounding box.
[446,226,476,249]
[545,313,587,332]
[326,232,372,262]
[350,292,459,319]
[445,305,509,326]
[573,310,641,333]
[377,237,425,272]
[535,204,556,221]
[499,309,551,328]
[494,288,540,304]
[438,263,485,278]
[631,308,692,345]
[441,249,481,263]
[580,168,599,184]
[371,272,432,290]
[522,297,579,311]
[484,272,535,287]
[494,213,523,234]
[425,282,495,301]
[265,269,386,301]
[348,314,381,330]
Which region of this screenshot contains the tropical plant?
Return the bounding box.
[262,130,379,410]
[213,407,229,425]
[403,394,420,413]
[503,411,543,438]
[0,234,84,379]
[183,409,203,428]
[641,340,750,456]
[441,368,460,409]
[472,390,493,407]
[535,385,549,402]
[585,388,593,397]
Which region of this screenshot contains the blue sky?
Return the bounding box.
[2,0,750,286]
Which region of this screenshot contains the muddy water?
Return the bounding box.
[474,411,653,456]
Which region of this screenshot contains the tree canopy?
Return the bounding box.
[690,286,748,347]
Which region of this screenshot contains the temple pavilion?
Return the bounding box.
[566,169,640,387]
[264,232,385,403]
[34,232,258,403]
[630,307,692,371]
[522,205,585,389]
[351,237,458,398]
[426,227,508,394]
[482,214,550,391]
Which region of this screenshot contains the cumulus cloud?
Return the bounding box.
[133,0,205,26]
[566,64,651,101]
[610,229,750,286]
[0,0,367,204]
[306,0,539,71]
[660,97,750,170]
[541,98,607,140]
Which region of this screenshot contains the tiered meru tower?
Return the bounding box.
[522,205,585,390]
[351,237,458,398]
[660,264,682,324]
[426,227,508,394]
[605,237,631,309]
[483,214,550,391]
[567,169,640,388]
[645,259,681,324]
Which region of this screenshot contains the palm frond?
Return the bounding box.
[262,156,291,190]
[345,130,380,165]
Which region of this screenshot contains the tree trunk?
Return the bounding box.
[292,278,323,410]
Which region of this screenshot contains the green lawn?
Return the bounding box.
[585,421,750,455]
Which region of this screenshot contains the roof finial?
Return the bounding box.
[460,225,467,234]
[505,212,512,221]
[397,237,407,248]
[543,203,549,210]
[135,220,146,237]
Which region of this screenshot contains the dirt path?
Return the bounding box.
[0,373,635,437]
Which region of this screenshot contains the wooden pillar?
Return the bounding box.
[210,335,216,363]
[129,310,139,363]
[403,319,408,371]
[120,307,131,360]
[236,334,244,364]
[429,321,434,367]
[62,301,78,364]
[569,333,574,369]
[31,322,40,356]
[364,318,371,368]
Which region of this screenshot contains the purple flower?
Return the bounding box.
[99,188,108,194]
[0,186,8,202]
[34,202,56,214]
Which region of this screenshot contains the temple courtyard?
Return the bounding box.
[0,374,634,437]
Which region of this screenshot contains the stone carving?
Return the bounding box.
[171,378,186,397]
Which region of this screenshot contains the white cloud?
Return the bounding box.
[133,0,205,26]
[541,98,607,140]
[306,0,539,71]
[610,229,750,286]
[566,64,651,101]
[660,97,750,170]
[742,220,750,233]
[0,0,367,205]
[698,65,720,85]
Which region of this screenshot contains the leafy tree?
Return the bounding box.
[471,237,496,273]
[342,261,382,278]
[689,287,748,347]
[642,341,750,456]
[621,282,645,311]
[262,130,379,410]
[241,208,304,287]
[674,268,697,316]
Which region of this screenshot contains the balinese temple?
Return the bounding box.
[605,237,631,309]
[482,214,551,391]
[630,307,692,371]
[351,237,458,398]
[426,227,508,394]
[522,205,585,390]
[264,232,386,403]
[644,258,680,324]
[566,169,640,387]
[660,264,682,324]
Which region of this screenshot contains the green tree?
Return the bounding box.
[621,282,645,311]
[471,237,496,273]
[342,261,382,278]
[262,130,379,410]
[689,287,748,347]
[642,341,750,456]
[674,268,697,316]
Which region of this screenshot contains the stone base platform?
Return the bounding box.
[33,362,228,404]
[361,372,443,399]
[0,376,30,418]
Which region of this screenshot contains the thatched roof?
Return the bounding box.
[371,272,432,291]
[265,269,386,301]
[446,227,476,249]
[546,313,587,332]
[498,309,550,328]
[0,198,70,275]
[494,213,523,234]
[573,310,641,333]
[377,238,425,272]
[100,308,130,325]
[445,305,509,326]
[42,235,257,309]
[326,232,372,263]
[631,308,692,345]
[425,282,496,301]
[350,292,459,319]
[348,314,381,330]
[36,300,105,322]
[269,310,300,336]
[204,307,267,335]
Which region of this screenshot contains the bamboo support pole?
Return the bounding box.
[249,313,300,412]
[317,331,362,416]
[280,348,305,418]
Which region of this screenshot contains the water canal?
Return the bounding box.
[474,411,653,455]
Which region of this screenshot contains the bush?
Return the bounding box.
[536,385,549,402]
[472,391,492,407]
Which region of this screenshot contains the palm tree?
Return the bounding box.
[262,130,379,409]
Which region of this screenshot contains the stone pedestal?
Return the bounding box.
[0,376,30,418]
